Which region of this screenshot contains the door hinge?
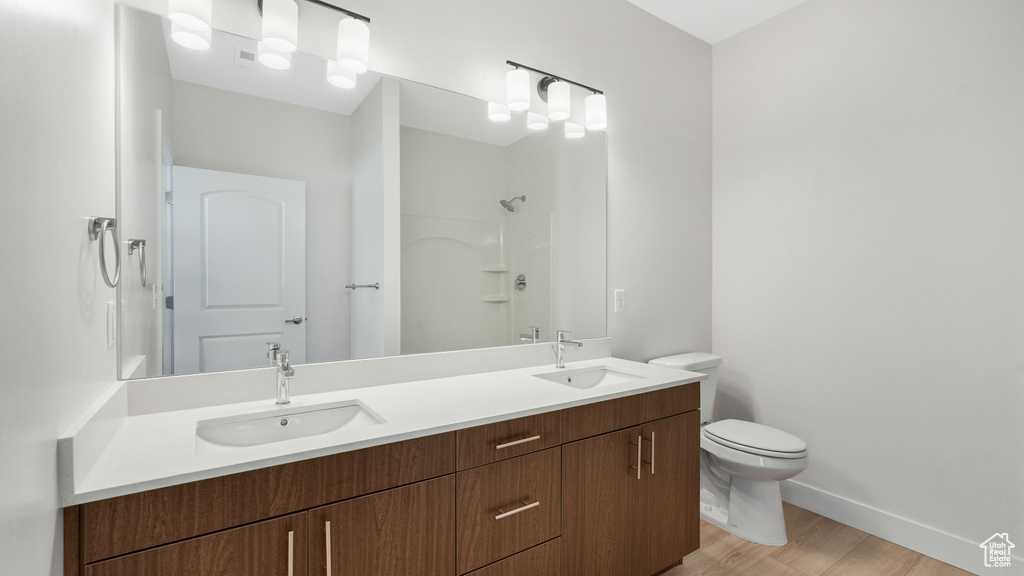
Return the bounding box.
[165,295,174,310]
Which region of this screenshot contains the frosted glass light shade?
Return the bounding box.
[261,0,298,53]
[527,112,549,130]
[336,18,370,74]
[258,41,292,71]
[564,121,585,139]
[488,102,511,122]
[585,93,607,130]
[169,0,212,31]
[326,60,357,89]
[506,69,531,112]
[171,22,212,51]
[547,81,570,121]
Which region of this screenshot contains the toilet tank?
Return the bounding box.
[648,353,722,424]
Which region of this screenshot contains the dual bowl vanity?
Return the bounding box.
[60,352,705,576]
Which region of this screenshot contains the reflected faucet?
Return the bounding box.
[268,342,294,405]
[520,326,541,343]
[555,330,583,369]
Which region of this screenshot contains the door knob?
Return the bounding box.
[285,316,303,325]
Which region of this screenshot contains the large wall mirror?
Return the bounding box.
[117,4,607,379]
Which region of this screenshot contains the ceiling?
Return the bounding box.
[625,0,813,44]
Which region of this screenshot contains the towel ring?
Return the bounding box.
[89,217,120,288]
[128,239,147,287]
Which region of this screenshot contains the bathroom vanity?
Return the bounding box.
[60,357,702,576]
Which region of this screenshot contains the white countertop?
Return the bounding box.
[59,356,703,506]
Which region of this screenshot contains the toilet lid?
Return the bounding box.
[704,419,807,458]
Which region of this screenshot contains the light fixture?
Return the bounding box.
[260,0,298,52]
[506,68,531,112]
[171,21,212,51]
[257,41,292,70]
[501,61,607,137]
[547,81,570,121]
[488,102,512,122]
[336,17,370,73]
[527,112,549,130]
[255,1,372,71]
[169,0,212,32]
[585,93,607,131]
[326,60,357,89]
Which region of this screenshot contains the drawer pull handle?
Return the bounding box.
[495,500,540,520]
[287,530,294,576]
[325,521,332,576]
[495,435,541,450]
[650,431,655,474]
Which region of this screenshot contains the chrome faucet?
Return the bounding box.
[555,330,583,368]
[519,326,541,343]
[268,342,293,405]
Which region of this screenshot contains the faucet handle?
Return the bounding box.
[556,330,572,341]
[267,342,281,362]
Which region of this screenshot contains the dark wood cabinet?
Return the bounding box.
[84,512,307,576]
[456,447,561,573]
[639,412,700,576]
[562,411,700,576]
[562,426,641,576]
[309,475,456,576]
[66,382,699,576]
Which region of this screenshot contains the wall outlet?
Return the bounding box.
[614,289,626,312]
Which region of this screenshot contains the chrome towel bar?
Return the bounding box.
[345,282,379,290]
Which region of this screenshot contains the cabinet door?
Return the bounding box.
[85,512,306,576]
[562,426,641,576]
[639,412,700,576]
[309,475,456,576]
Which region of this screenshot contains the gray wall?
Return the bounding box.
[713,0,1024,570]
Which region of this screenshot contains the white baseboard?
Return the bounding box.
[780,480,1024,576]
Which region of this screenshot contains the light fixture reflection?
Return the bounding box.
[336,18,370,73]
[326,60,357,89]
[564,121,585,139]
[169,0,212,32]
[585,93,607,131]
[527,112,549,130]
[488,102,511,122]
[171,22,212,51]
[257,41,292,70]
[261,0,298,53]
[547,81,570,121]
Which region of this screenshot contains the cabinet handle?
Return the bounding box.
[648,431,655,474]
[325,521,332,576]
[495,435,541,450]
[495,500,540,520]
[287,530,294,576]
[630,435,641,480]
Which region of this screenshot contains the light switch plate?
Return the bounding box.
[106,302,116,349]
[614,289,626,312]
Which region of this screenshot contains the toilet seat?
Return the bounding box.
[703,419,807,459]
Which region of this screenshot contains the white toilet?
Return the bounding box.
[649,353,808,546]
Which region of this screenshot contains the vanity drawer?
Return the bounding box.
[456,447,561,574]
[561,383,698,442]
[457,411,560,470]
[464,538,560,576]
[80,432,454,563]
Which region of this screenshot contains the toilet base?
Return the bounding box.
[700,478,789,546]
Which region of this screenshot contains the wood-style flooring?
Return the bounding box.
[664,502,976,576]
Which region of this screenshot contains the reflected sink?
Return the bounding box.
[196,401,383,448]
[534,365,649,390]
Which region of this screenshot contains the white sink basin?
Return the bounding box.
[534,365,649,390]
[196,401,383,448]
